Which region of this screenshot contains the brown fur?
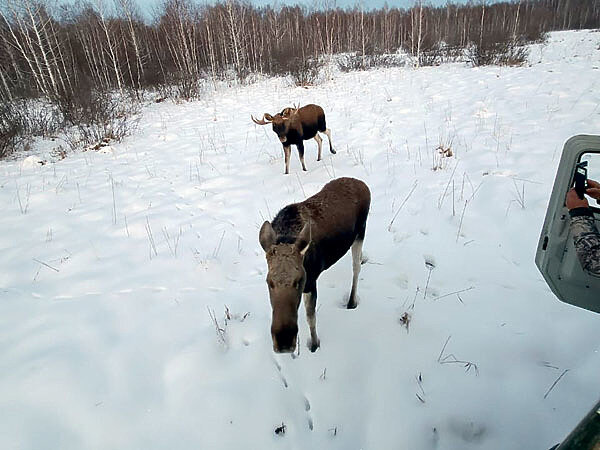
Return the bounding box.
[251,104,336,174]
[259,177,370,353]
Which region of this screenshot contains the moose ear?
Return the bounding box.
[295,223,311,256]
[259,221,276,252]
[264,113,274,121]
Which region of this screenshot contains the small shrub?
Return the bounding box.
[465,26,532,67]
[418,46,443,67]
[523,28,548,44]
[337,54,365,72]
[501,42,529,66]
[337,53,405,72]
[288,58,323,87]
[235,66,252,84]
[58,87,140,150]
[0,102,25,158]
[23,100,63,138]
[0,99,63,159]
[370,53,406,69]
[159,72,203,100]
[174,76,202,100]
[466,39,529,67]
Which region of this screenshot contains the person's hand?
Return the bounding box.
[566,188,589,210]
[586,179,600,201]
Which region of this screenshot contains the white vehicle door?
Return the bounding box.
[536,135,600,313]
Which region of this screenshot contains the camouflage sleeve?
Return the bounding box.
[569,208,600,276]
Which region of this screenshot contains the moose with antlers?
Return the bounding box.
[251,104,336,174]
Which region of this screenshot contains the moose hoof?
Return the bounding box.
[308,338,320,352]
[347,299,357,309]
[330,149,337,154]
[302,167,308,172]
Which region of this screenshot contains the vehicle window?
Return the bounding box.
[580,152,600,211]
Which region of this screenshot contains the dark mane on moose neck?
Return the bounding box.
[272,204,305,244]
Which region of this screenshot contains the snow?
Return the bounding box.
[21,155,46,169]
[1,30,600,449]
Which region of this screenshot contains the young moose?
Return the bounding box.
[251,104,336,174]
[259,177,370,353]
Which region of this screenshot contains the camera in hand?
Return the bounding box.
[574,161,588,200]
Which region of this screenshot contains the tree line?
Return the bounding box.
[1,0,599,156]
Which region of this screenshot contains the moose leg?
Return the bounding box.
[297,142,307,171]
[348,239,363,309]
[324,128,336,154]
[314,134,323,161]
[303,291,320,352]
[283,145,291,174]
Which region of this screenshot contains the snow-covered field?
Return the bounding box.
[2,30,600,450]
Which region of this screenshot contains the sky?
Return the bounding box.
[136,0,480,19]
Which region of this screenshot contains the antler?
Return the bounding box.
[280,105,299,118]
[251,114,272,125]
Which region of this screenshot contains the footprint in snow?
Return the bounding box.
[303,396,311,411]
[271,359,315,431]
[272,358,288,388]
[448,419,487,444]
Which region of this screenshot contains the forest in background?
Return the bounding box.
[1,0,599,156]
